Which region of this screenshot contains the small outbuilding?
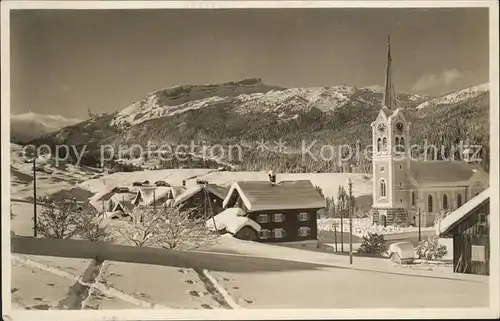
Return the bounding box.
[438,188,490,275]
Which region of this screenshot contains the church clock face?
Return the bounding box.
[377,123,386,134]
[396,122,404,134]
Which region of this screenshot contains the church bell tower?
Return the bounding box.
[371,35,411,227]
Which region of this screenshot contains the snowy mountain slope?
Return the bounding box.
[110,81,428,128]
[11,112,82,143]
[110,78,283,128]
[31,79,489,174]
[416,83,489,110]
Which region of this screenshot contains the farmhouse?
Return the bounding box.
[438,188,490,275]
[371,36,489,227]
[174,183,229,217]
[222,179,325,242]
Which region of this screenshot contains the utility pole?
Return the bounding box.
[334,224,338,252]
[340,203,344,252]
[347,178,353,265]
[418,207,422,242]
[33,157,37,237]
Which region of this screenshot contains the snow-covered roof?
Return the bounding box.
[206,207,259,234]
[438,188,490,237]
[222,180,326,212]
[134,186,170,206]
[408,160,485,186]
[173,184,227,206]
[174,185,202,206]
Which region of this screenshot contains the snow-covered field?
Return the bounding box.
[11,255,92,310]
[10,254,224,310]
[78,168,215,193]
[317,217,435,237]
[97,262,222,309]
[196,171,372,201]
[209,265,488,309]
[78,169,372,203]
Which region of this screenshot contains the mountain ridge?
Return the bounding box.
[22,79,490,173]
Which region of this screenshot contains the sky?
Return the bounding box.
[10,7,489,119]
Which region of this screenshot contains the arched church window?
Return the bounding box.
[380,166,385,172]
[411,191,416,206]
[457,193,462,208]
[377,138,382,152]
[395,137,400,147]
[382,137,388,151]
[400,137,405,152]
[427,195,433,213]
[442,194,448,210]
[380,179,386,197]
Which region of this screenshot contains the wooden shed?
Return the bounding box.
[438,188,490,275]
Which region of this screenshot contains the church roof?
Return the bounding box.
[408,160,482,185]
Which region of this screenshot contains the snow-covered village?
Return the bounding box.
[2,3,498,319]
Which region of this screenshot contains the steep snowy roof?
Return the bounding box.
[134,186,170,206]
[223,180,326,212]
[438,188,490,237]
[206,207,259,234]
[173,184,227,206]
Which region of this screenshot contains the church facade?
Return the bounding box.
[371,37,489,227]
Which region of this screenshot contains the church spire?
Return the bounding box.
[383,35,396,109]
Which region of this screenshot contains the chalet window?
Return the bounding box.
[478,213,487,225]
[257,214,269,224]
[427,195,433,213]
[298,227,311,237]
[273,213,284,223]
[457,193,462,208]
[411,191,416,206]
[442,194,448,210]
[298,212,309,221]
[273,228,286,239]
[478,213,488,235]
[259,229,270,239]
[380,179,387,197]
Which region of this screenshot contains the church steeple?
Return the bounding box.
[383,35,396,109]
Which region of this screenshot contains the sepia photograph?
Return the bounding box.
[1,1,498,320]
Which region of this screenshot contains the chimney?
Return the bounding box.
[268,170,276,184]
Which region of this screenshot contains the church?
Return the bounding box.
[371,36,489,227]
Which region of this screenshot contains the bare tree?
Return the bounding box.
[158,207,218,250]
[110,206,217,250]
[75,207,110,242]
[35,197,80,239]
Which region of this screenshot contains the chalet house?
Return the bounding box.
[132,186,183,208]
[174,183,229,217]
[371,37,489,227]
[222,180,326,243]
[438,188,490,275]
